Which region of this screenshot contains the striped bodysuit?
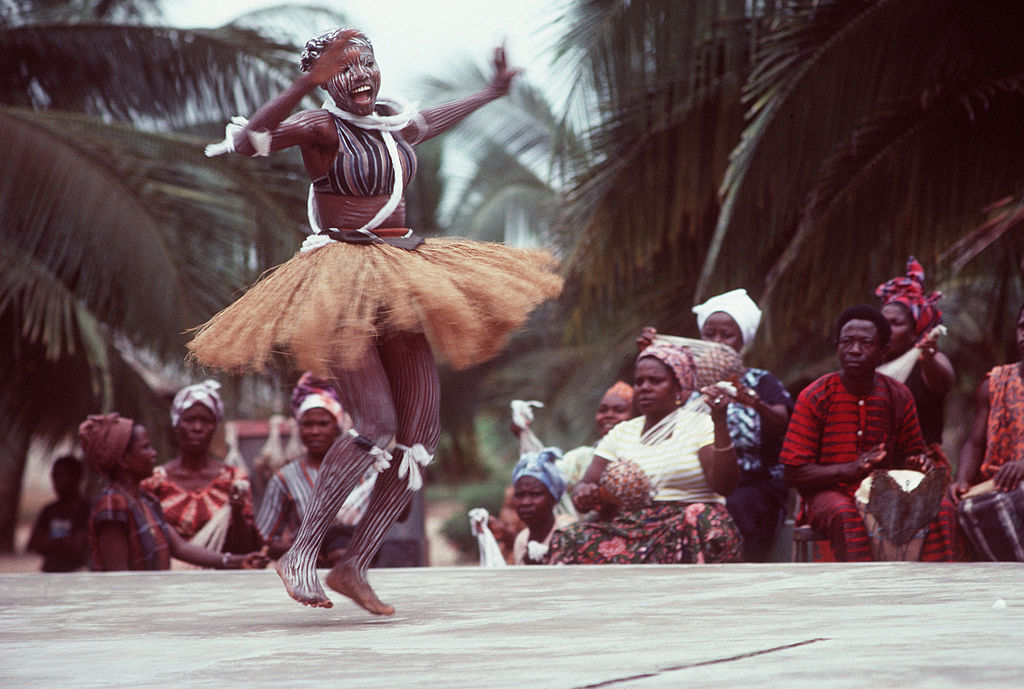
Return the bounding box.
[312,115,418,196]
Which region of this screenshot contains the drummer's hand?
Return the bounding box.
[948,479,971,505]
[636,326,657,353]
[849,444,886,481]
[241,551,270,569]
[904,453,934,473]
[993,461,1024,493]
[489,44,521,95]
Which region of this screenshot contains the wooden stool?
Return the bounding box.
[792,525,828,562]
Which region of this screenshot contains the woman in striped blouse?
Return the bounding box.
[189,28,562,614]
[549,343,743,564]
[257,373,376,566]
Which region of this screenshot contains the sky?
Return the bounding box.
[162,0,565,94]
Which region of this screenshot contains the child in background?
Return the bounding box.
[27,455,90,572]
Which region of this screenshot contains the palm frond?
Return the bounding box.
[549,0,761,335]
[941,192,1024,276]
[0,22,298,129]
[703,0,1024,303]
[223,4,349,48]
[1,106,308,359]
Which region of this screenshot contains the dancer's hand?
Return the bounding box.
[307,39,356,85]
[489,44,521,95]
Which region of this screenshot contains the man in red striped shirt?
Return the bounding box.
[781,305,955,561]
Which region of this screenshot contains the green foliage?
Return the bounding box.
[439,0,1024,464]
[437,478,510,558]
[0,0,345,550]
[706,0,1024,379]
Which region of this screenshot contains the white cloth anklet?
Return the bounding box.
[347,428,393,472]
[394,443,433,491]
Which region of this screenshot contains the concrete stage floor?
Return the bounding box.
[0,563,1020,688]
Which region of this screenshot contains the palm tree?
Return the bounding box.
[0,0,347,551]
[549,0,757,344]
[449,0,1023,459]
[703,0,1024,379]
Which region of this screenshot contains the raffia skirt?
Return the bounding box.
[186,236,563,374]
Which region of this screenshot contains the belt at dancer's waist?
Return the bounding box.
[322,227,424,250]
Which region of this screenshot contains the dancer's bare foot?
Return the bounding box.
[325,560,395,615]
[276,550,332,608]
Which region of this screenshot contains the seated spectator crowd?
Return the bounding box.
[27,258,1024,570]
[488,258,1024,565]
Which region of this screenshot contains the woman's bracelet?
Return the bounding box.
[221,552,230,569]
[712,443,735,453]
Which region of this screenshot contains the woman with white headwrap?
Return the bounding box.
[688,288,794,562]
[142,379,262,559]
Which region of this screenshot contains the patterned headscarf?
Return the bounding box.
[511,447,567,501]
[171,379,223,427]
[290,372,345,424]
[604,380,635,404]
[692,288,763,347]
[874,256,943,336]
[638,343,698,392]
[78,413,134,476]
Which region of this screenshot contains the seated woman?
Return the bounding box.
[80,413,267,571]
[257,373,377,566]
[142,380,261,558]
[549,343,743,564]
[489,382,636,560]
[688,288,794,562]
[553,382,636,495]
[508,448,576,565]
[951,303,1024,560]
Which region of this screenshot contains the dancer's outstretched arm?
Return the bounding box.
[403,46,519,144]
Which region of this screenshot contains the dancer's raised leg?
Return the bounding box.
[277,350,398,608]
[326,333,440,615]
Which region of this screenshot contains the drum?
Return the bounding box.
[957,481,1024,561]
[855,469,946,561]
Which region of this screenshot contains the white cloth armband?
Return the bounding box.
[204,116,248,157]
[247,129,271,157]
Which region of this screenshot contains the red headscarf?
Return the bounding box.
[875,256,943,336]
[78,413,134,476]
